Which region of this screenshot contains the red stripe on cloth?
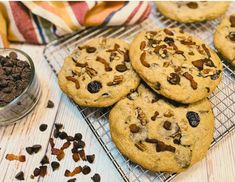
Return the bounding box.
[137,3,151,24]
[69,1,89,26]
[9,2,38,44]
[124,2,143,25]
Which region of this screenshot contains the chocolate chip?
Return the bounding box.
[115,64,127,72]
[206,87,210,93]
[59,131,68,140]
[167,73,180,85]
[82,165,91,175]
[229,15,235,27]
[155,82,161,90]
[15,171,24,181]
[66,76,80,89]
[183,72,198,90]
[186,2,198,9]
[55,123,63,130]
[47,100,54,108]
[33,168,40,177]
[151,111,159,121]
[53,129,60,138]
[66,136,74,141]
[156,140,176,152]
[87,81,102,93]
[163,121,172,130]
[72,152,80,162]
[74,133,82,141]
[229,32,235,41]
[210,70,221,80]
[173,138,181,145]
[77,140,85,148]
[124,50,130,62]
[164,37,174,45]
[129,124,140,133]
[67,178,76,182]
[51,161,60,171]
[192,59,204,70]
[26,147,33,155]
[164,29,174,36]
[39,124,48,132]
[39,166,47,177]
[49,138,55,148]
[32,144,42,153]
[91,173,101,182]
[186,111,200,127]
[87,154,95,163]
[86,47,96,53]
[140,52,150,67]
[40,155,49,165]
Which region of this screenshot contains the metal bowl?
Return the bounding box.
[0,48,41,125]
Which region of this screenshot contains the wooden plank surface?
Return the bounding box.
[0,44,234,182]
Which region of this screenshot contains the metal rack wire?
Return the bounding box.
[43,3,235,182]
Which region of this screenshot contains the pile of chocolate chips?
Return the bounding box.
[0,51,32,107]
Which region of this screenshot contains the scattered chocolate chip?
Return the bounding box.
[164,37,174,45]
[155,82,161,90]
[164,29,174,36]
[228,32,235,41]
[115,64,127,72]
[59,131,68,140]
[39,166,47,177]
[47,100,54,108]
[183,72,197,90]
[39,124,48,132]
[51,161,60,171]
[72,152,80,162]
[167,73,180,85]
[96,56,112,71]
[186,111,200,127]
[186,2,198,9]
[78,149,86,161]
[64,169,72,177]
[53,129,60,138]
[15,171,24,181]
[145,138,158,143]
[76,62,88,68]
[67,136,74,141]
[229,15,235,27]
[5,154,25,162]
[55,123,63,130]
[86,47,96,53]
[91,173,101,182]
[156,140,176,153]
[74,133,82,141]
[210,70,221,80]
[151,111,159,121]
[82,165,91,175]
[40,155,49,165]
[140,52,150,67]
[61,141,71,150]
[66,76,80,89]
[87,154,95,163]
[87,81,102,93]
[67,178,76,182]
[33,168,40,177]
[163,121,172,130]
[129,124,140,133]
[32,144,42,153]
[201,44,211,58]
[192,59,204,70]
[180,40,196,45]
[77,140,86,148]
[124,50,130,62]
[26,147,33,155]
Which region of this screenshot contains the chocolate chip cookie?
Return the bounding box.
[58,38,140,107]
[109,84,214,173]
[129,28,223,103]
[156,1,229,23]
[214,13,235,66]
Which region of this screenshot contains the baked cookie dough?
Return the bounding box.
[214,13,235,66]
[129,28,223,103]
[156,1,229,23]
[58,38,140,107]
[109,84,214,173]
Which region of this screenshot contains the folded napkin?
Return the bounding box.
[0,1,151,47]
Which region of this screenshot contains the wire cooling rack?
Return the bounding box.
[43,3,235,182]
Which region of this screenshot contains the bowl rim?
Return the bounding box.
[0,48,35,110]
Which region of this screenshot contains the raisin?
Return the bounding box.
[86,47,96,53]
[167,73,180,85]
[74,133,82,141]
[156,140,175,152]
[186,111,200,127]
[163,121,172,130]
[115,64,127,72]
[164,37,174,45]
[186,2,198,9]
[87,81,102,93]
[229,32,235,41]
[9,52,18,59]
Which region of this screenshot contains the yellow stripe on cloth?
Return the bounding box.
[0,3,9,47]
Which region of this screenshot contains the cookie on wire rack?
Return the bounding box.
[58,38,140,107]
[109,84,214,173]
[214,13,235,66]
[156,1,229,23]
[129,28,223,104]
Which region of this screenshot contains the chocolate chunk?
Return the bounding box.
[15,171,24,181]
[40,155,49,165]
[82,165,91,175]
[186,111,200,127]
[151,111,159,121]
[74,133,82,141]
[87,154,95,163]
[47,100,54,108]
[107,75,124,86]
[140,52,150,67]
[204,59,215,67]
[229,32,235,41]
[26,147,33,155]
[163,29,174,36]
[91,173,101,182]
[145,138,158,143]
[66,136,74,141]
[66,76,80,89]
[183,72,197,90]
[53,129,60,138]
[186,2,198,9]
[39,166,47,177]
[163,121,172,130]
[192,59,204,70]
[155,82,161,90]
[78,149,86,161]
[167,73,180,85]
[115,64,127,72]
[61,141,71,150]
[140,41,146,50]
[164,37,174,45]
[67,178,76,182]
[39,124,48,132]
[86,47,96,53]
[51,161,60,171]
[59,131,68,140]
[156,140,176,152]
[87,81,102,93]
[55,123,63,130]
[129,124,140,133]
[201,44,211,58]
[229,15,235,27]
[124,50,130,62]
[33,168,40,177]
[210,70,221,80]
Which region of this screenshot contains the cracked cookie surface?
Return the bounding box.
[58,38,140,107]
[129,28,223,103]
[214,13,235,66]
[109,84,214,173]
[156,1,229,23]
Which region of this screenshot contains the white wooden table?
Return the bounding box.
[0,44,234,182]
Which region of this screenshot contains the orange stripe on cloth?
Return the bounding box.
[84,2,125,27]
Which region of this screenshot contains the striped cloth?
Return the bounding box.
[0,1,151,47]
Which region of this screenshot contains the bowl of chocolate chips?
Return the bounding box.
[0,48,41,125]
